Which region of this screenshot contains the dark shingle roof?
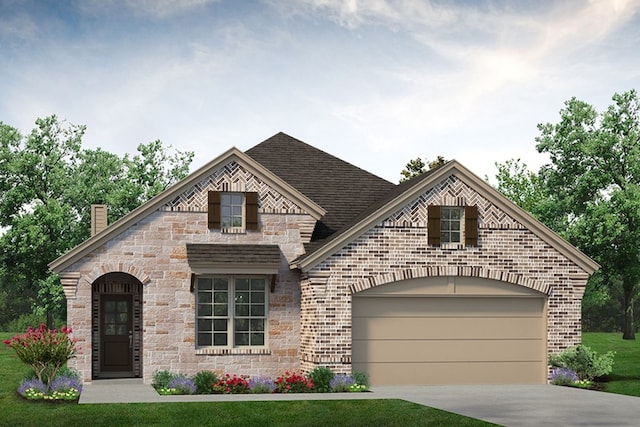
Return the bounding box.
[245,133,395,241]
[186,244,281,268]
[293,164,445,265]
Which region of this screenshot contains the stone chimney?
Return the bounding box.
[91,204,108,236]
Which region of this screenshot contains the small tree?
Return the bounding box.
[400,155,446,183]
[3,324,79,387]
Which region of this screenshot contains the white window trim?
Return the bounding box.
[195,275,268,351]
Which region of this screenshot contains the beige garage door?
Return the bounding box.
[352,277,546,385]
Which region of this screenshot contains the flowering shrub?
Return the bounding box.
[157,375,197,395]
[212,374,250,394]
[549,345,615,381]
[151,370,370,395]
[3,324,79,387]
[275,371,314,393]
[17,373,82,401]
[49,374,83,400]
[249,376,276,394]
[18,378,48,400]
[550,367,579,386]
[329,374,356,392]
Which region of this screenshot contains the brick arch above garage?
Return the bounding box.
[349,266,550,296]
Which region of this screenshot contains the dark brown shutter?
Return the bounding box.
[428,205,441,246]
[465,205,478,246]
[208,191,221,229]
[245,192,259,231]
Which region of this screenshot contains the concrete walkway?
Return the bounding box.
[80,380,640,427]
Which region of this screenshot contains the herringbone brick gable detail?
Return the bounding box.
[162,160,307,215]
[384,175,523,229]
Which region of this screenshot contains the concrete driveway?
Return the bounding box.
[373,385,640,426]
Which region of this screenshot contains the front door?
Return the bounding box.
[100,294,133,373]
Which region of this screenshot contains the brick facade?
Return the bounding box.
[300,176,589,375]
[55,149,594,385]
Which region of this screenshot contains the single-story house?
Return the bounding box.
[49,133,599,386]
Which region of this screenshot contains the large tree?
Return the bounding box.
[494,90,640,339]
[0,116,193,328]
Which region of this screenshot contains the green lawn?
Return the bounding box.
[0,332,492,427]
[583,332,640,397]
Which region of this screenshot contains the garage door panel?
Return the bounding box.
[353,297,544,318]
[352,338,543,363]
[353,361,545,385]
[352,316,543,340]
[352,289,546,385]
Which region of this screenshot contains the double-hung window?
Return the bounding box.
[196,276,267,348]
[208,191,259,231]
[440,207,462,244]
[221,193,244,229]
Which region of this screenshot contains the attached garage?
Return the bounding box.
[352,276,547,385]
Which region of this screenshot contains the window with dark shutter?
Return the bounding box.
[208,191,221,229]
[465,205,478,246]
[208,191,259,232]
[428,205,441,246]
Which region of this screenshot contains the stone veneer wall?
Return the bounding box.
[299,177,590,376]
[63,210,311,383]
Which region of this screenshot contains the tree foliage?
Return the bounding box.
[493,90,640,339]
[0,116,194,328]
[400,155,446,183]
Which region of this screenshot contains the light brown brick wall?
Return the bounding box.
[64,210,310,383]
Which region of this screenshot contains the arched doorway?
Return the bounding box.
[92,272,143,379]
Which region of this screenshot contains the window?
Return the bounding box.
[440,207,462,244]
[428,205,478,246]
[208,191,259,231]
[196,276,267,348]
[221,193,244,229]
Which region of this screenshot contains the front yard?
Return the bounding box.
[0,332,490,427]
[2,331,637,426]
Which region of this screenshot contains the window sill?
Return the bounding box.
[195,347,271,356]
[440,243,465,250]
[221,228,246,234]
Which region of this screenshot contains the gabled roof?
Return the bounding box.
[246,133,395,240]
[291,160,600,275]
[49,145,326,273]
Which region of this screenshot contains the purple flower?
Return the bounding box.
[168,376,196,394]
[550,367,578,385]
[18,378,47,396]
[50,375,83,393]
[330,374,356,392]
[248,376,276,393]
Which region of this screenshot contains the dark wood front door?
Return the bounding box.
[101,294,133,373]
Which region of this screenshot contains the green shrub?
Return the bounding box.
[549,344,615,380]
[192,370,217,394]
[151,369,174,389]
[4,313,47,333]
[352,371,369,388]
[308,366,334,393]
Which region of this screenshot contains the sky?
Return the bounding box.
[1,0,640,184]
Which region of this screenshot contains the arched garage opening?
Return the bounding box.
[352,276,547,385]
[92,272,143,379]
